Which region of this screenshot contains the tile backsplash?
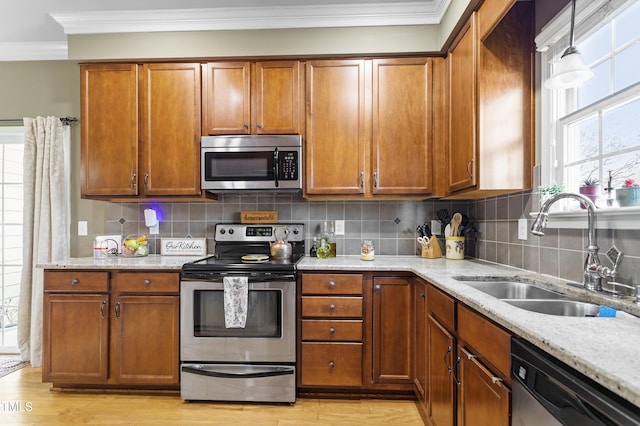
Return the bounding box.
[103,191,639,286]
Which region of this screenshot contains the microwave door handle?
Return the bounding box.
[273,147,279,188]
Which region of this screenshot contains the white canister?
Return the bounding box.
[93,239,108,259]
[445,236,465,260]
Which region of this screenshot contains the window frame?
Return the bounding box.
[536,0,640,230]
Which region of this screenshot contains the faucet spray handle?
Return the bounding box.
[605,246,623,269]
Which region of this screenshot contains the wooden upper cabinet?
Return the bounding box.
[305,59,368,195]
[447,14,478,194]
[477,0,516,40]
[202,61,301,135]
[254,61,301,134]
[372,58,431,195]
[81,64,138,196]
[202,62,251,135]
[139,63,201,196]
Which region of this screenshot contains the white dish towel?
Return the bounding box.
[223,276,248,328]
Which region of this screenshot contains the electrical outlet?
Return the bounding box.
[518,218,528,240]
[78,221,88,236]
[334,220,345,236]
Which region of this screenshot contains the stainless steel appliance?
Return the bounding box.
[180,223,304,403]
[201,135,302,193]
[511,337,640,425]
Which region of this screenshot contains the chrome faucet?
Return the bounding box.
[531,192,623,292]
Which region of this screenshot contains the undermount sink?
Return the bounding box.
[454,277,604,317]
[505,300,601,317]
[462,280,568,300]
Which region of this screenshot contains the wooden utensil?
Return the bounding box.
[450,212,462,237]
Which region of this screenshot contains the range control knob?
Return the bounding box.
[292,228,299,234]
[228,228,234,235]
[219,229,226,234]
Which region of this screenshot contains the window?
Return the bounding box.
[0,127,24,352]
[538,0,640,213]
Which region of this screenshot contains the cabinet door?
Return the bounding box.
[372,58,432,195]
[140,63,202,195]
[81,64,138,196]
[457,346,510,426]
[305,60,368,195]
[447,14,477,193]
[413,280,427,402]
[254,61,300,134]
[42,293,109,384]
[111,294,180,385]
[428,315,457,426]
[202,62,251,135]
[372,277,413,385]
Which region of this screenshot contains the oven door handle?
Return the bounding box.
[182,365,294,379]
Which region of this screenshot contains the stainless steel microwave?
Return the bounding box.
[201,135,302,193]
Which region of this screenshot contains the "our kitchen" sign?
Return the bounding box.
[160,238,207,256]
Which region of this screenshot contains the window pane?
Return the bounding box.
[565,115,599,163]
[615,41,640,91]
[615,1,640,49]
[604,151,640,187]
[603,97,640,154]
[566,161,599,190]
[577,60,611,108]
[579,23,611,66]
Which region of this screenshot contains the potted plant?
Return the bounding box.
[578,175,599,208]
[616,179,640,207]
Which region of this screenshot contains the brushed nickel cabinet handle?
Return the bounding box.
[360,172,365,190]
[115,302,121,320]
[131,173,137,189]
[467,160,474,179]
[100,301,106,319]
[453,356,461,386]
[373,171,378,188]
[144,174,149,190]
[444,345,452,372]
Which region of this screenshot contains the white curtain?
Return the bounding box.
[18,116,69,365]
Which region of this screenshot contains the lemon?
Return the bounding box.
[316,245,330,259]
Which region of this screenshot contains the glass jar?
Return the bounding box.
[361,240,375,261]
[321,220,336,258]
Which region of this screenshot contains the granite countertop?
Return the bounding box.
[40,254,640,406]
[298,256,640,407]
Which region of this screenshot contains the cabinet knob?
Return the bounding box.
[144,279,151,286]
[71,278,79,285]
[328,281,335,289]
[329,304,336,311]
[328,361,335,368]
[420,293,425,299]
[256,122,262,128]
[243,122,249,128]
[329,327,335,334]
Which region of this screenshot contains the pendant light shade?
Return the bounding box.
[544,0,595,89]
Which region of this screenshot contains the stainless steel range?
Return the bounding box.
[180,223,304,403]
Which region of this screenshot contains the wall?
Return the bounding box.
[101,196,472,258]
[469,190,640,288]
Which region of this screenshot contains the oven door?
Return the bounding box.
[180,278,295,363]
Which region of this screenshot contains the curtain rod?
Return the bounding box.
[0,116,78,126]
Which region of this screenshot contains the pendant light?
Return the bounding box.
[544,0,595,89]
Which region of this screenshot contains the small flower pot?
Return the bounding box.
[578,185,598,209]
[616,187,640,207]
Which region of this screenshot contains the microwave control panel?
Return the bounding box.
[279,152,298,180]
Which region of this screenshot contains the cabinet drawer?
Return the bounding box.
[301,274,363,295]
[302,320,363,342]
[44,271,108,292]
[427,284,455,331]
[300,342,362,387]
[301,297,363,318]
[113,272,179,293]
[457,304,511,380]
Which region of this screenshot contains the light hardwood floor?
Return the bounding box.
[1,366,425,425]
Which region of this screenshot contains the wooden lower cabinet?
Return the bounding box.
[413,279,427,404]
[457,346,510,426]
[427,315,457,426]
[300,342,363,387]
[42,270,180,389]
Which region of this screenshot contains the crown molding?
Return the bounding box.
[51,2,449,35]
[0,42,68,61]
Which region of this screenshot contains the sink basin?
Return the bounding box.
[505,300,600,317]
[462,281,569,300]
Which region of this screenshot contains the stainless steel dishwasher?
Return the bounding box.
[511,338,640,426]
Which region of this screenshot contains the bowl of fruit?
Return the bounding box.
[122,234,150,257]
